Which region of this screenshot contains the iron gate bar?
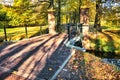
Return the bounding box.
[65,36,86,52]
[66,23,86,52]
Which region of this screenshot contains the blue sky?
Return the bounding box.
[0,0,14,5]
[102,0,120,8]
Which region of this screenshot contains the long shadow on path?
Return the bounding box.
[0,34,60,79]
[0,33,71,80]
[35,34,71,80]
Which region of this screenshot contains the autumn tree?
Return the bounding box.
[102,1,120,27]
[0,7,10,41]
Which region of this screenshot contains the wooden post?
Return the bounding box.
[4,22,7,41]
[25,25,28,38]
[40,25,42,35]
[67,24,70,40]
[48,8,56,34]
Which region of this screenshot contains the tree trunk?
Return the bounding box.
[57,0,61,31]
[79,0,82,23]
[73,10,76,24]
[4,22,7,41]
[94,0,102,32]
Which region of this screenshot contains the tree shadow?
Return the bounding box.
[0,34,51,63]
[99,32,115,58]
[34,34,70,80]
[0,33,61,80]
[104,30,120,35]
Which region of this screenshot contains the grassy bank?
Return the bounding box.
[88,29,120,58]
[0,26,48,41]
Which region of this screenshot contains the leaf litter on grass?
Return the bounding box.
[57,51,120,80]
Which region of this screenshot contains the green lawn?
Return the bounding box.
[0,26,48,41]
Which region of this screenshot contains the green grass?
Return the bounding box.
[0,26,48,41]
[89,21,120,31]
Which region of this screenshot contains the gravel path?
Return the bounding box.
[0,33,72,80]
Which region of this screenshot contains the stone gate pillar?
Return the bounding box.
[80,8,90,49]
[48,9,56,34]
[80,8,89,36]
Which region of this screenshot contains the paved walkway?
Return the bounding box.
[0,33,72,80]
